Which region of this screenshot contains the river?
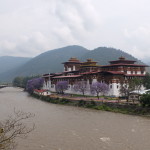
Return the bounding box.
[0,87,150,150]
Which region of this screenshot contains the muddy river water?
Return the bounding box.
[0,87,150,150]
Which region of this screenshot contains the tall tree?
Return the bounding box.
[140,93,150,107]
[13,76,40,88]
[0,110,34,150]
[90,82,109,99]
[120,78,143,102]
[73,81,88,96]
[26,77,44,94]
[55,81,68,94]
[13,77,24,87]
[143,73,150,89]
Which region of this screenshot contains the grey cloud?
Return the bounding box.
[0,0,150,61]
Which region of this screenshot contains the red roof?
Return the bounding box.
[109,60,136,64]
[52,75,82,78]
[62,62,82,64]
[109,57,136,64]
[105,71,125,75]
[125,74,145,77]
[98,71,125,75]
[101,63,148,67]
[81,71,99,75]
[34,89,47,93]
[80,71,124,75]
[63,70,79,73]
[54,73,63,75]
[42,74,52,78]
[62,57,81,64]
[100,71,145,76]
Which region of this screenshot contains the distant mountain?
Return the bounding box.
[0,56,31,74]
[80,47,144,65]
[0,45,88,82]
[0,45,148,82]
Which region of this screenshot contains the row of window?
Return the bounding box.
[51,84,126,89]
[109,84,128,89]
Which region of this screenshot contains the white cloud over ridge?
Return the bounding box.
[0,0,150,61]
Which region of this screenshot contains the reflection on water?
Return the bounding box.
[0,87,150,150]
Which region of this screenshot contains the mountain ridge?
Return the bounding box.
[0,45,148,82]
[0,56,31,75]
[80,47,144,65]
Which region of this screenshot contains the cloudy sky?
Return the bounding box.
[0,0,150,61]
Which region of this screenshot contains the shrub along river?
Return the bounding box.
[0,87,150,150]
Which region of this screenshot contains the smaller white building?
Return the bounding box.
[129,89,150,101]
[34,89,51,96]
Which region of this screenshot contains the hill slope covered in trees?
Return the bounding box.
[0,56,31,74]
[0,46,88,82]
[80,47,143,65]
[0,45,147,82]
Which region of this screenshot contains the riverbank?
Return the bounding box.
[2,87,150,150]
[30,93,150,116]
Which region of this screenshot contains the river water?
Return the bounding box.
[0,87,150,150]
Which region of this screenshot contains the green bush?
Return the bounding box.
[85,101,97,108]
[60,98,69,104]
[91,100,97,106]
[140,93,150,107]
[78,100,86,106]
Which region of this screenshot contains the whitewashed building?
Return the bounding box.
[42,57,148,97]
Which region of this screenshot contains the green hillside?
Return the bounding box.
[80,47,143,65]
[0,46,147,82]
[0,56,31,74]
[0,45,88,82]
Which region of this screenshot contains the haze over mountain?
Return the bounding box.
[0,56,31,74]
[0,45,147,82]
[0,46,88,82]
[142,58,150,65]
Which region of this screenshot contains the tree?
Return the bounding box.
[90,82,109,99]
[13,76,40,88]
[132,78,143,92]
[73,81,88,96]
[26,77,44,94]
[13,77,24,88]
[120,78,143,102]
[140,93,150,107]
[55,81,68,94]
[143,73,150,89]
[0,110,34,150]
